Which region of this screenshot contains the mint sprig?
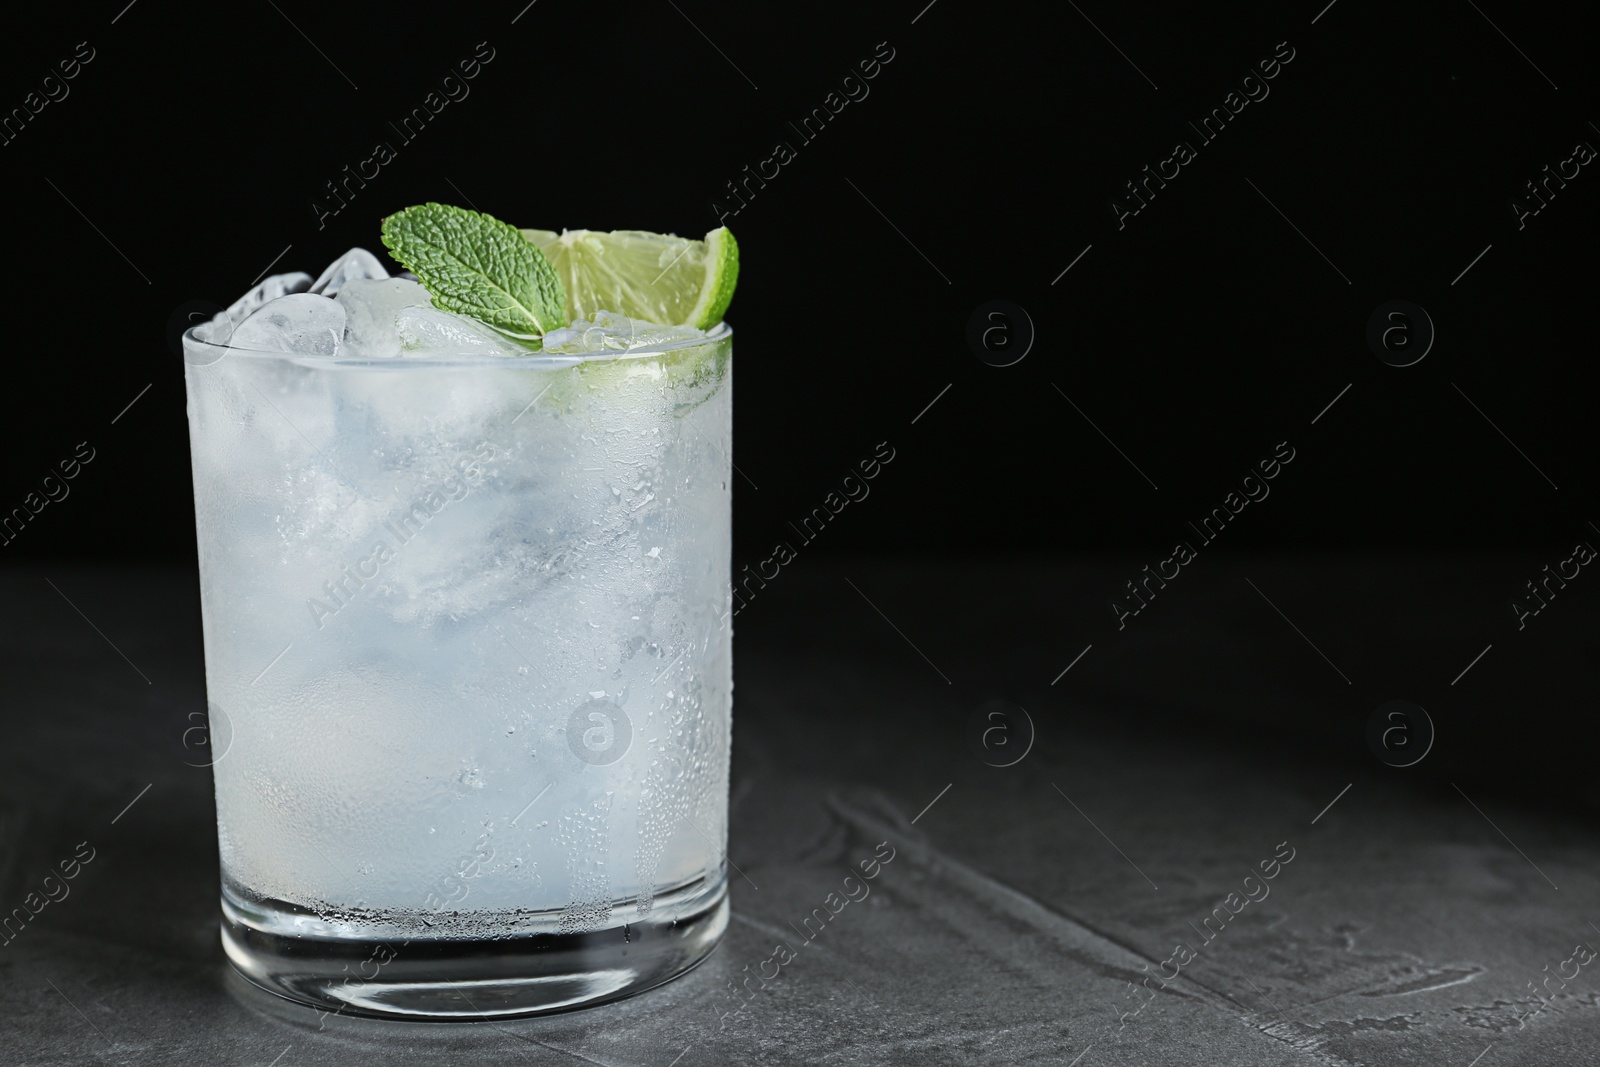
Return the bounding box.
[381,202,566,343]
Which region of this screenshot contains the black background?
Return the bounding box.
[3,0,1593,561]
[2,2,1596,796]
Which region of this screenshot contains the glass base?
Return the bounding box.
[220,879,728,1020]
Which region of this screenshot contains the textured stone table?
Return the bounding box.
[2,558,1596,1065]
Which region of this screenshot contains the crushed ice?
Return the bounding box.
[197,249,703,359]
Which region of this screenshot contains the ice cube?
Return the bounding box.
[197,272,313,344]
[229,293,346,356]
[620,318,708,348]
[309,248,389,297]
[538,326,613,354]
[394,306,535,358]
[337,278,432,358]
[541,310,705,355]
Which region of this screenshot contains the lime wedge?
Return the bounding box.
[520,227,738,329]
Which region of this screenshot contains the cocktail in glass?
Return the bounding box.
[181,319,733,1019]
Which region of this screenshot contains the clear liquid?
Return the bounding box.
[184,336,732,936]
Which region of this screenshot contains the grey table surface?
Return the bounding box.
[2,556,1597,1066]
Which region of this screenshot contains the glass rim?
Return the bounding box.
[181,319,731,369]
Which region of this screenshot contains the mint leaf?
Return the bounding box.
[380,203,565,341]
